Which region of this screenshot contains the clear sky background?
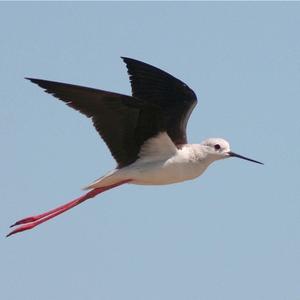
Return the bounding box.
[1,2,300,300]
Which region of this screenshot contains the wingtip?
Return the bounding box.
[121,56,131,64]
[25,77,40,84]
[121,56,140,64]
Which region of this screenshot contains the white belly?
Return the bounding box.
[126,157,208,185]
[84,143,211,190]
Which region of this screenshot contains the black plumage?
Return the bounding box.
[27,57,197,167]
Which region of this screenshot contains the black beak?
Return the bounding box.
[228,151,263,165]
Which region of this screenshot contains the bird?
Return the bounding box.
[7,57,263,237]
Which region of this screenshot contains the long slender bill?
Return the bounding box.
[228,151,263,165]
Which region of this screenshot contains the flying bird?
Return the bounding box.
[7,57,263,237]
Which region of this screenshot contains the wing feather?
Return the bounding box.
[26,78,164,167]
[122,57,197,145]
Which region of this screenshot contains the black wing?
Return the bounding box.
[122,57,197,145]
[26,78,164,167]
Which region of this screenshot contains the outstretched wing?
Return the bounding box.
[122,57,197,145]
[27,58,197,166]
[27,78,164,167]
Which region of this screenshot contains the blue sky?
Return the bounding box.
[1,2,300,300]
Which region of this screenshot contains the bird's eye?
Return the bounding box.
[214,144,221,150]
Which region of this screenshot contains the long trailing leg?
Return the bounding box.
[7,179,131,237]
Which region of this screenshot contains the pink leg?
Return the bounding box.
[7,179,131,237]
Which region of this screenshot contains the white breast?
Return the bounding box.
[127,144,209,185]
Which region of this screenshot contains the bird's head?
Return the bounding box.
[201,138,263,165]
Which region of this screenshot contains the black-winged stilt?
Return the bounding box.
[7,57,263,237]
